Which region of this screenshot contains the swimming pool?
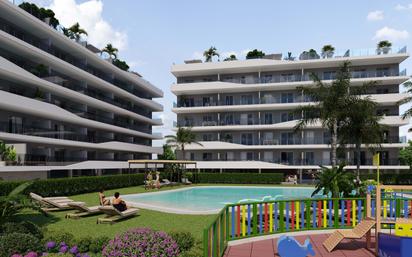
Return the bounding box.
[122,186,316,214]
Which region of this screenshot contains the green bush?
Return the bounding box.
[179,240,203,257]
[191,173,283,184]
[0,221,43,239]
[76,236,93,252]
[170,231,195,252]
[359,173,412,185]
[42,231,75,246]
[0,173,145,196]
[0,232,42,256]
[88,235,110,253]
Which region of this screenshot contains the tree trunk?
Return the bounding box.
[356,142,361,181]
[181,144,185,160]
[330,120,338,167]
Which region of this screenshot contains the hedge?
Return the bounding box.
[189,172,284,184]
[359,173,412,185]
[0,174,145,197]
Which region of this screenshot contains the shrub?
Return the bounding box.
[191,173,283,184]
[88,236,110,253]
[0,221,43,239]
[0,233,42,257]
[42,231,75,246]
[102,228,179,257]
[76,236,92,253]
[0,174,145,196]
[170,231,195,252]
[179,240,203,257]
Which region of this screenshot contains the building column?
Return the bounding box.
[68,169,73,178]
[96,169,102,176]
[217,73,220,81]
[258,91,261,104]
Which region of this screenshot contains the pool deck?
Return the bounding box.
[224,233,376,257]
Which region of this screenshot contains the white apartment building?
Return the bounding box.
[0,1,163,179]
[171,48,410,173]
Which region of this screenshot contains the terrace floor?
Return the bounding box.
[224,233,376,257]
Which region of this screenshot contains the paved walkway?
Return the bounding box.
[224,234,376,257]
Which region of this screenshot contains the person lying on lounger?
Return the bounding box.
[112,192,127,212]
[99,189,110,206]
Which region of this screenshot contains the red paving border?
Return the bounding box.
[224,234,376,257]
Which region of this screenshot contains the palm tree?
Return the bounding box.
[339,96,383,180]
[62,27,73,38]
[68,22,88,41]
[0,182,40,219]
[398,81,412,119]
[203,46,219,62]
[165,127,203,160]
[312,163,355,198]
[294,61,354,167]
[102,43,119,60]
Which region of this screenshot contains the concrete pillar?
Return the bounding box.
[68,169,73,178]
[299,169,303,184]
[97,169,102,176]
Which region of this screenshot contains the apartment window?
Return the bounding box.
[263,151,273,162]
[225,95,234,105]
[247,114,254,125]
[262,132,273,145]
[304,131,315,144]
[241,133,253,145]
[377,151,389,165]
[323,71,336,80]
[353,69,367,79]
[203,97,211,106]
[8,116,23,133]
[263,74,273,83]
[377,88,389,94]
[281,152,294,165]
[246,152,254,161]
[377,67,390,77]
[281,132,295,145]
[241,95,253,105]
[281,112,294,122]
[189,153,195,161]
[202,115,214,126]
[264,113,273,124]
[202,153,213,161]
[304,152,315,165]
[281,73,293,82]
[224,114,234,125]
[202,134,213,141]
[281,93,294,103]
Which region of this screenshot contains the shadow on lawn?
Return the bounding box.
[14,211,61,227]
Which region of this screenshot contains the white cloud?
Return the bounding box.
[39,0,128,51]
[373,26,409,41]
[395,3,412,10]
[367,10,384,21]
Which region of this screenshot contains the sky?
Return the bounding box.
[16,0,412,147]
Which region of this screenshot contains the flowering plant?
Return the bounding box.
[11,241,89,257]
[102,228,179,257]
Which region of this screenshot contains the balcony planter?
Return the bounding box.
[321,45,335,59]
[377,40,392,55]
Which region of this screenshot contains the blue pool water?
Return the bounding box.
[122,186,316,214]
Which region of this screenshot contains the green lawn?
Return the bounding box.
[15,184,313,241]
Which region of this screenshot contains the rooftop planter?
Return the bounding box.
[377,40,392,55]
[299,49,320,60]
[321,44,335,58]
[246,49,265,59]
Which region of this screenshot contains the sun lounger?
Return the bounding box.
[97,206,139,224]
[323,217,376,252]
[162,179,178,186]
[30,192,75,212]
[65,202,102,219]
[181,178,192,185]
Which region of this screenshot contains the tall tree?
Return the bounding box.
[339,96,383,179]
[400,141,412,169]
[102,43,119,60]
[203,46,219,62]
[165,127,202,160]
[398,80,412,119]
[295,61,354,167]
[68,22,88,41]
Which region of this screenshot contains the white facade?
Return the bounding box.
[0,1,163,173]
[171,48,410,171]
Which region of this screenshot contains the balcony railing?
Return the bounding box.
[177,68,407,86]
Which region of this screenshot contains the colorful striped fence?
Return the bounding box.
[203,197,412,257]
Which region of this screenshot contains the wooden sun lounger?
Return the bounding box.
[323,217,376,252]
[97,206,139,224]
[30,192,75,212]
[65,202,101,219]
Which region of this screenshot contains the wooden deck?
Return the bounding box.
[224,234,376,257]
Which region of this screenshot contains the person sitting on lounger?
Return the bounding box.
[112,192,127,212]
[99,189,110,206]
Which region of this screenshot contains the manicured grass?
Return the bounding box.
[16,184,313,240]
[16,185,215,240]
